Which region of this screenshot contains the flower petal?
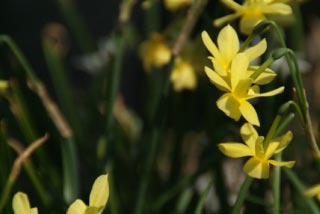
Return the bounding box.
[67,199,87,214]
[218,143,253,157]
[218,25,240,66]
[201,31,222,61]
[230,53,249,90]
[217,93,241,121]
[204,66,230,91]
[240,123,259,151]
[248,66,277,85]
[244,157,270,179]
[244,39,267,62]
[304,184,320,198]
[261,3,292,15]
[89,174,109,208]
[268,160,295,168]
[247,86,284,99]
[240,15,264,35]
[239,100,260,126]
[214,13,242,27]
[220,0,242,11]
[12,192,37,214]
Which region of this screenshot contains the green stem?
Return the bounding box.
[239,33,256,53]
[250,57,274,80]
[283,168,320,214]
[272,153,282,214]
[264,115,281,148]
[232,176,253,214]
[274,113,295,137]
[195,178,214,214]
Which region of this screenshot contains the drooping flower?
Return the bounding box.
[170,58,197,92]
[205,52,283,126]
[201,25,276,84]
[67,174,109,214]
[218,123,295,179]
[140,33,172,72]
[164,0,192,11]
[304,184,320,202]
[12,192,38,214]
[214,0,292,34]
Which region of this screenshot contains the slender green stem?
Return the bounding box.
[250,57,274,80]
[195,178,214,214]
[232,176,253,214]
[283,168,320,214]
[274,113,295,137]
[239,33,256,53]
[264,115,281,149]
[272,153,282,214]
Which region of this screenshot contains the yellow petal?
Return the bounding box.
[239,100,260,126]
[218,143,253,157]
[218,25,240,65]
[67,199,87,214]
[217,93,241,121]
[213,13,242,27]
[247,86,284,99]
[261,3,292,15]
[12,192,37,214]
[201,31,222,61]
[244,39,267,62]
[268,160,295,168]
[31,208,38,214]
[89,174,109,208]
[230,53,249,90]
[240,14,264,35]
[220,0,242,11]
[233,78,252,97]
[243,157,270,179]
[273,131,293,154]
[264,140,280,159]
[304,184,320,198]
[211,58,228,76]
[240,123,259,151]
[204,66,230,92]
[248,66,276,85]
[85,206,104,214]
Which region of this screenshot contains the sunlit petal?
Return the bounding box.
[212,58,228,76]
[89,174,109,208]
[217,93,241,121]
[264,140,280,159]
[218,143,253,157]
[67,200,87,214]
[239,100,260,126]
[261,3,292,15]
[233,78,252,97]
[247,86,284,99]
[12,192,37,214]
[244,157,269,179]
[304,184,320,198]
[214,13,242,27]
[218,25,240,64]
[201,31,222,61]
[220,0,242,11]
[240,123,258,151]
[240,15,264,35]
[244,39,267,62]
[273,131,293,154]
[230,53,249,90]
[268,160,295,168]
[204,66,230,91]
[248,66,277,85]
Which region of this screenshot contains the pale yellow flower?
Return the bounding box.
[205,52,283,126]
[218,123,295,179]
[201,25,276,85]
[164,0,192,11]
[214,0,292,34]
[12,192,38,214]
[170,58,197,92]
[140,33,172,72]
[67,174,109,214]
[304,184,320,202]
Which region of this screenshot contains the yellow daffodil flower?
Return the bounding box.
[304,184,320,201]
[201,25,276,85]
[140,33,172,72]
[214,0,292,34]
[12,192,38,214]
[170,58,197,92]
[67,174,109,214]
[218,123,295,179]
[164,0,192,11]
[205,52,283,126]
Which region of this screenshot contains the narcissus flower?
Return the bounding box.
[304,184,320,201]
[214,0,292,34]
[205,53,283,126]
[201,25,276,84]
[140,33,172,72]
[170,58,197,92]
[164,0,192,11]
[12,192,38,214]
[67,174,109,214]
[218,123,295,179]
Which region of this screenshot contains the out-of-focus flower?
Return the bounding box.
[201,25,275,84]
[205,53,283,126]
[12,192,38,214]
[67,174,109,214]
[304,184,320,201]
[140,33,172,72]
[214,0,292,35]
[218,123,295,179]
[0,80,9,92]
[170,58,197,92]
[164,0,192,11]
